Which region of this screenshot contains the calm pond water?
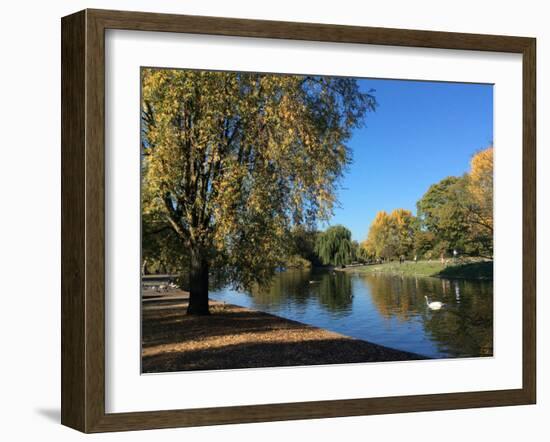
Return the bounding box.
[210,268,493,359]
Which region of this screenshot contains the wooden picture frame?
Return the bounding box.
[61,8,536,433]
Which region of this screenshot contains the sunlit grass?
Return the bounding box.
[343,259,492,280]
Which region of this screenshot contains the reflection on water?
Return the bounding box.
[211,268,493,359]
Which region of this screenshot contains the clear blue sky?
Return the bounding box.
[322,78,493,242]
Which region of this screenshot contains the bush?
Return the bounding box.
[284,255,313,269]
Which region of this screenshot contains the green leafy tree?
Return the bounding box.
[416,162,493,259]
[416,176,469,256]
[413,229,436,259]
[315,225,354,268]
[141,69,376,314]
[286,225,320,267]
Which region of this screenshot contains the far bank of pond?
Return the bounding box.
[337,259,493,280]
[211,267,493,359]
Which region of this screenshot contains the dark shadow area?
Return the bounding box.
[143,336,426,373]
[142,305,315,347]
[436,261,493,280]
[141,292,426,373]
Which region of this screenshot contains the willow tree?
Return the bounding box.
[315,225,354,268]
[141,69,376,314]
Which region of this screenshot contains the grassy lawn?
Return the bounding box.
[343,259,493,280]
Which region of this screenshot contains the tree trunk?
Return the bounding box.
[187,253,210,315]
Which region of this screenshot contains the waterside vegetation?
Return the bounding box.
[341,259,493,280]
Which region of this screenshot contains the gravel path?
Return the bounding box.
[141,289,426,373]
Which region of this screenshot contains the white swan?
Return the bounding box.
[425,295,444,310]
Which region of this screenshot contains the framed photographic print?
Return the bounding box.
[61,9,536,433]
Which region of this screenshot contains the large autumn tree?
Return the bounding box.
[363,209,416,260]
[141,69,376,314]
[467,146,494,240]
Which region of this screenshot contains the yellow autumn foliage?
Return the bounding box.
[141,68,376,289]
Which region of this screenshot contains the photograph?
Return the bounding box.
[1,0,541,437]
[140,68,494,373]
